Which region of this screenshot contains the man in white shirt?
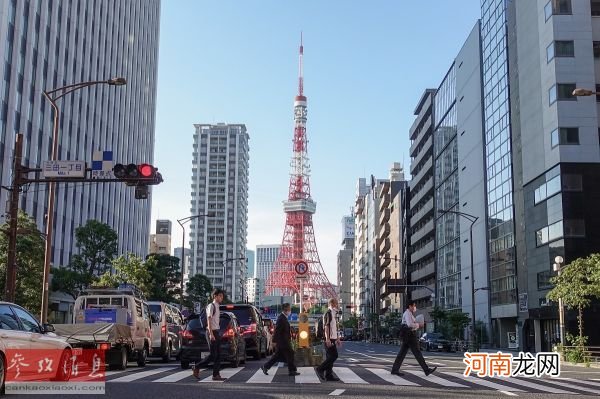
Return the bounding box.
[391,301,436,376]
[316,298,341,381]
[193,288,225,381]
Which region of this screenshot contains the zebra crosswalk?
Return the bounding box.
[101,364,600,395]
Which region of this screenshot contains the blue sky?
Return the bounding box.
[151,0,482,283]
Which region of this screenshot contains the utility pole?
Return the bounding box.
[4,133,24,302]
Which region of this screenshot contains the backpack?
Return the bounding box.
[316,310,332,339]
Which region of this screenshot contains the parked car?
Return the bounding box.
[147,302,184,362]
[262,319,274,354]
[221,304,268,360]
[419,332,452,352]
[0,302,73,393]
[178,311,246,369]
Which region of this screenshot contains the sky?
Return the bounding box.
[150,1,482,284]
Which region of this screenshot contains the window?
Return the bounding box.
[592,0,600,16]
[551,128,579,147]
[597,84,600,102]
[537,270,555,290]
[0,305,20,330]
[594,42,600,58]
[564,219,585,236]
[545,0,572,20]
[534,175,561,204]
[547,41,574,61]
[12,306,42,333]
[562,174,583,191]
[549,84,576,105]
[536,220,563,246]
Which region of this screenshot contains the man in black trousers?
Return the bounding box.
[261,303,300,376]
[391,301,437,377]
[193,288,226,381]
[316,298,341,381]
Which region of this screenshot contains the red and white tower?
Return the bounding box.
[265,36,336,301]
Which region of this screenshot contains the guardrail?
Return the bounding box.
[556,345,600,364]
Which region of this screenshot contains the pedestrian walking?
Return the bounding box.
[261,303,300,376]
[391,301,437,377]
[193,288,226,381]
[316,298,341,381]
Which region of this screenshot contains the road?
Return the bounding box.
[8,341,600,398]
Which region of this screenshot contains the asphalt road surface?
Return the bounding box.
[7,341,600,399]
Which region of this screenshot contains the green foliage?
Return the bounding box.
[430,305,448,333]
[185,274,213,308]
[51,220,118,298]
[146,254,181,303]
[446,311,471,340]
[97,253,154,294]
[547,253,600,338]
[342,315,359,329]
[563,333,591,365]
[0,210,45,313]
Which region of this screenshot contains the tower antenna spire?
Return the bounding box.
[298,32,304,96]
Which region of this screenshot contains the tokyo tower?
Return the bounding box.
[264,36,336,302]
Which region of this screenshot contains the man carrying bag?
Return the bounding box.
[261,303,300,376]
[193,288,226,381]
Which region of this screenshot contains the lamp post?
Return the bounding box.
[439,208,479,349]
[177,213,214,309]
[222,257,247,301]
[572,88,600,97]
[40,78,126,324]
[553,255,565,345]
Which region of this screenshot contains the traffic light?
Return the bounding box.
[113,163,163,185]
[298,313,310,348]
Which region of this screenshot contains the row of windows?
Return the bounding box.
[536,219,586,247]
[545,0,600,20]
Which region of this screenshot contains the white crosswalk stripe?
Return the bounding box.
[295,367,321,384]
[552,377,600,389]
[199,367,243,383]
[110,367,177,382]
[443,372,523,393]
[488,376,574,394]
[154,369,200,383]
[403,369,469,388]
[247,368,275,384]
[366,368,419,386]
[542,378,600,395]
[332,367,367,384]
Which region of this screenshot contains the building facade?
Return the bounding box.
[337,215,354,321]
[189,123,249,302]
[408,90,437,314]
[351,178,369,320]
[245,277,262,306]
[246,249,255,278]
[256,244,280,283]
[149,220,172,255]
[0,0,160,274]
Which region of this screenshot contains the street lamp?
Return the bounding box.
[222,257,247,301]
[177,213,214,309]
[572,88,599,97]
[439,208,479,350]
[553,255,565,345]
[40,78,126,324]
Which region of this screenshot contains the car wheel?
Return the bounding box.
[136,345,148,367]
[52,349,73,381]
[1,352,6,395]
[181,361,190,369]
[116,347,128,370]
[162,343,171,363]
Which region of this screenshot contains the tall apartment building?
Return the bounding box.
[246,249,255,278]
[379,163,409,316]
[256,245,280,282]
[150,220,172,255]
[337,215,354,320]
[351,178,369,318]
[245,277,262,306]
[0,1,160,281]
[189,123,249,302]
[408,90,436,314]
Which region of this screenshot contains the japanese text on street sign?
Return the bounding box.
[42,161,86,178]
[463,351,560,378]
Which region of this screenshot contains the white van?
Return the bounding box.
[147,302,184,362]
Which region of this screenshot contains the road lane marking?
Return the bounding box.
[541,378,600,395]
[403,369,468,388]
[329,389,345,396]
[332,367,367,384]
[199,367,243,383]
[295,367,321,384]
[346,349,392,362]
[500,391,518,396]
[110,367,176,382]
[552,377,600,388]
[155,369,201,383]
[489,377,575,394]
[278,362,284,368]
[366,368,419,386]
[444,372,523,392]
[247,367,276,384]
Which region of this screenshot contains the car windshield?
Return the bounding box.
[428,333,443,339]
[222,307,254,326]
[149,304,161,321]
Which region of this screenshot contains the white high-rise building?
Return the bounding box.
[189,123,249,302]
[256,244,280,281]
[246,277,262,306]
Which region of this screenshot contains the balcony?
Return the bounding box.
[410,240,435,263]
[410,219,434,246]
[379,255,391,270]
[411,157,433,188]
[410,176,434,209]
[410,260,435,283]
[409,96,432,140]
[379,237,391,254]
[411,284,435,301]
[410,136,433,175]
[379,208,390,225]
[410,197,434,227]
[409,117,433,157]
[379,223,390,240]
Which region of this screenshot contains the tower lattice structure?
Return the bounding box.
[265,37,336,301]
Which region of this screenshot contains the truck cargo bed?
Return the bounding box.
[53,323,134,346]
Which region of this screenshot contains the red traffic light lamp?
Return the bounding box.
[139,163,154,178]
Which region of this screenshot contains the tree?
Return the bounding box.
[547,253,600,339]
[51,220,118,298]
[97,253,154,294]
[146,254,181,303]
[185,274,213,308]
[0,210,45,312]
[429,305,448,333]
[446,311,471,340]
[342,315,359,329]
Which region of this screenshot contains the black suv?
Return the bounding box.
[220,304,268,360]
[178,311,246,369]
